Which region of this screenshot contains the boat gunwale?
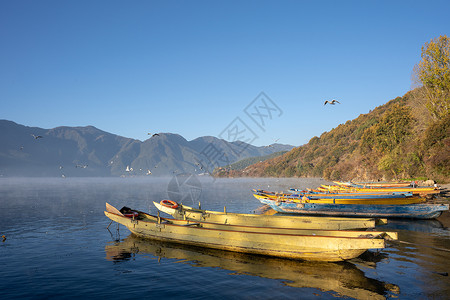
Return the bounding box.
[153,201,380,223]
[259,198,449,219]
[259,197,450,210]
[253,194,426,205]
[105,211,392,240]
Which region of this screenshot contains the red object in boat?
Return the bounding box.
[160,199,179,209]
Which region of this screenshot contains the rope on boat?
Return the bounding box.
[106,223,121,242]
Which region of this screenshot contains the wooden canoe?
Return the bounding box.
[153,201,385,230]
[319,184,441,195]
[334,181,413,188]
[253,190,426,205]
[289,188,414,196]
[266,189,415,198]
[258,197,449,219]
[105,203,393,262]
[152,202,397,239]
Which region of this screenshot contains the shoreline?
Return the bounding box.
[436,183,450,227]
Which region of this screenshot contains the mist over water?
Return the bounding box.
[0,177,449,299]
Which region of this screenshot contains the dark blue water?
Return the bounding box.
[0,177,449,299]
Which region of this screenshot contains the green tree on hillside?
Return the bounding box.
[414,35,450,120]
[360,104,412,153]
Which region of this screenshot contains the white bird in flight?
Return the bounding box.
[324,99,340,105]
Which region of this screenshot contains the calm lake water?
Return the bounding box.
[0,177,449,299]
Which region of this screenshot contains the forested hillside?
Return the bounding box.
[217,36,449,182]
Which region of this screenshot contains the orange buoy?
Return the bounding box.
[160,199,179,209]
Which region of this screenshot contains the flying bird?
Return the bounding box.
[31,134,43,139]
[324,99,340,105]
[148,133,160,137]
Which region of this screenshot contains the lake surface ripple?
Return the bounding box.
[0,177,449,299]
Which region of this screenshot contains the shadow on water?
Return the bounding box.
[105,234,400,299]
[377,218,447,235]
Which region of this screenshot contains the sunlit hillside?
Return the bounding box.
[217,87,449,182]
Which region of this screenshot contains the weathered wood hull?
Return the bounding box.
[259,198,449,219]
[253,192,425,205]
[276,188,414,197]
[153,202,397,239]
[153,201,383,230]
[320,185,440,195]
[334,181,413,188]
[104,204,389,262]
[301,198,424,205]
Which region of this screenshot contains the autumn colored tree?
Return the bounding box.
[414,35,450,120]
[360,104,412,153]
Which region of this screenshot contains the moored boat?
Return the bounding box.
[319,184,441,196]
[253,189,426,205]
[153,201,384,230]
[105,203,395,262]
[153,201,397,238]
[289,188,414,197]
[257,197,449,219]
[334,181,413,188]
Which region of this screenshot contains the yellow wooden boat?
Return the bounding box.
[105,203,395,262]
[265,188,418,198]
[334,181,413,188]
[152,202,396,238]
[153,201,386,230]
[297,197,425,205]
[252,190,426,205]
[320,184,440,195]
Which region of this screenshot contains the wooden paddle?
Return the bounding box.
[106,202,124,216]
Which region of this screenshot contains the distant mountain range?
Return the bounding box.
[0,120,293,177]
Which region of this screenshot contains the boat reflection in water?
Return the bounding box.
[378,218,447,235]
[105,234,399,299]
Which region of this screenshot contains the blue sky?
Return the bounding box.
[1,0,449,147]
